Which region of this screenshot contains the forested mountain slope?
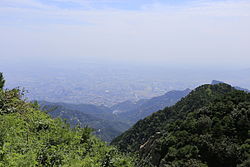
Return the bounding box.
[40,101,114,120]
[40,102,130,142]
[112,83,250,167]
[0,74,134,167]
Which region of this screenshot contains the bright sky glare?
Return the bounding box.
[0,0,250,68]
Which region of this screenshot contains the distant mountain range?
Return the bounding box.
[112,89,191,124]
[212,80,250,92]
[39,88,191,141]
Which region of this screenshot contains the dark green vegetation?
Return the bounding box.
[40,101,130,142]
[0,73,5,89]
[112,83,250,167]
[0,75,134,166]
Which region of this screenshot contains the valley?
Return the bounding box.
[39,88,191,142]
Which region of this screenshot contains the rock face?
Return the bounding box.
[139,132,162,166]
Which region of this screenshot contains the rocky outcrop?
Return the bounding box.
[139,132,162,166]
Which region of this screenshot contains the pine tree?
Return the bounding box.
[0,72,5,89]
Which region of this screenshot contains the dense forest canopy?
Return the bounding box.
[112,83,250,167]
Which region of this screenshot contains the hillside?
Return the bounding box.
[39,89,190,142]
[40,101,114,120]
[112,89,191,124]
[40,102,130,142]
[0,74,134,166]
[111,83,250,167]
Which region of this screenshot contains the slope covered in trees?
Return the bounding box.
[0,73,134,167]
[112,83,250,167]
[40,102,130,142]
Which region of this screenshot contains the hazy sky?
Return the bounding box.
[1,0,250,68]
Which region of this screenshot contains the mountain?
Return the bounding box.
[234,86,250,92]
[39,101,115,121]
[39,88,191,141]
[113,89,191,124]
[212,80,250,92]
[111,98,149,114]
[40,101,130,142]
[111,83,250,167]
[211,80,224,85]
[0,81,134,166]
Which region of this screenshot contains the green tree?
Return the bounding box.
[0,77,136,167]
[0,73,5,89]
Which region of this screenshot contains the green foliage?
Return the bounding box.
[0,87,135,166]
[0,73,5,89]
[112,83,250,167]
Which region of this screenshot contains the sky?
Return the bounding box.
[0,0,250,68]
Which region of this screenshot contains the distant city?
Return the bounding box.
[2,58,250,106]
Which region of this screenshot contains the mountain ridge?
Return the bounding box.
[39,88,192,141]
[40,101,130,142]
[112,88,191,124]
[111,83,250,167]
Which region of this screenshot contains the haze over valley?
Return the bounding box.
[1,58,250,106]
